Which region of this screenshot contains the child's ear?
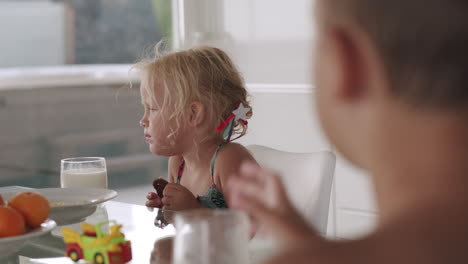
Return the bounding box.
[188,101,206,127]
[326,27,368,102]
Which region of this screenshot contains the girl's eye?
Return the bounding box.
[143,105,157,111]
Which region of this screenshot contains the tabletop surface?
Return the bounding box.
[0,186,275,264]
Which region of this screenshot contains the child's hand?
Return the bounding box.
[146,192,163,209]
[162,183,201,211]
[229,162,323,248]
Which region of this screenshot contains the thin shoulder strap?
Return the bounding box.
[177,158,185,184]
[209,144,224,185]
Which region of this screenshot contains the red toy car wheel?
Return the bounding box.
[65,243,83,262]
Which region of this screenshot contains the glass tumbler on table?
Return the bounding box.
[173,209,250,264]
[60,157,108,189]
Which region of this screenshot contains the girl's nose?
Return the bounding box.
[140,119,148,128]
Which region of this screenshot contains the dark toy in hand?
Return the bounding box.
[153,178,168,198]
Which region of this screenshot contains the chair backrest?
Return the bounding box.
[246,145,336,234]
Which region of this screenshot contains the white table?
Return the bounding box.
[3,201,174,264]
[1,187,275,264]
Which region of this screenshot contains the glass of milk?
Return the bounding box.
[60,157,108,189]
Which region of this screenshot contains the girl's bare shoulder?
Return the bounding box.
[218,143,255,165]
[214,143,256,180]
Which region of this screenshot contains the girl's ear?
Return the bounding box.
[188,101,206,127]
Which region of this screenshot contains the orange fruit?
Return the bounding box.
[0,194,4,206]
[8,192,50,228]
[0,206,26,237]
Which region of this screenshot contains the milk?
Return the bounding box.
[60,168,108,189]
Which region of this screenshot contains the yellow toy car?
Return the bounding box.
[62,221,132,264]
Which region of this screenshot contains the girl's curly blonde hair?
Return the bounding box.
[135,42,252,142]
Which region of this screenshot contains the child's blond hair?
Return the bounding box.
[135,42,252,142]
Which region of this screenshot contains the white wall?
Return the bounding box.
[239,86,329,153]
[223,0,314,41]
[174,0,315,84]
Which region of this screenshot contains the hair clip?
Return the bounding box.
[216,104,250,142]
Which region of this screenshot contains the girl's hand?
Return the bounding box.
[146,192,163,209]
[162,183,202,211]
[229,162,323,248]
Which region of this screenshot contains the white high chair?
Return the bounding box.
[246,145,336,234]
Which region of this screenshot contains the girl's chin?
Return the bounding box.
[150,145,174,157]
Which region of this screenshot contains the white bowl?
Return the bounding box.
[3,188,117,226]
[0,219,56,257]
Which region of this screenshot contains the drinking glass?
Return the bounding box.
[173,209,250,264]
[60,157,108,188]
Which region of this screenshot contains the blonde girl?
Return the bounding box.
[136,44,256,210]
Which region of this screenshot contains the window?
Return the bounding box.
[0,0,171,204]
[0,0,171,67]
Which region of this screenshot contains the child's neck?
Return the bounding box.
[370,112,468,225]
[181,137,225,174]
